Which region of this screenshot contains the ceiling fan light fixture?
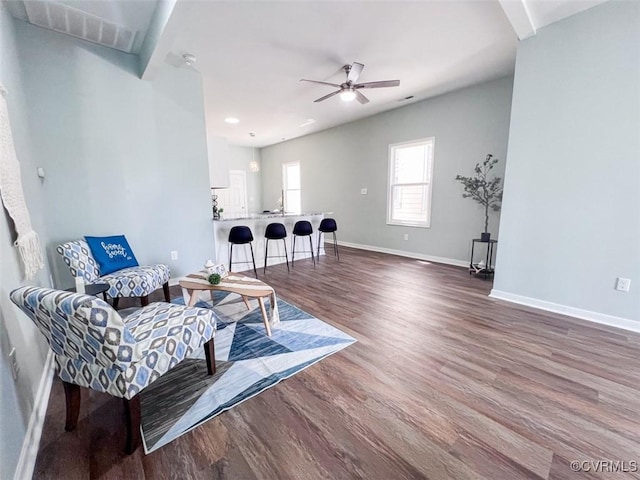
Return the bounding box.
[340,89,356,102]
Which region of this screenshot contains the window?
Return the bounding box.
[282,162,301,214]
[387,138,435,227]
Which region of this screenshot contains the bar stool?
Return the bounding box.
[317,218,339,261]
[228,226,257,278]
[291,220,316,267]
[264,223,289,274]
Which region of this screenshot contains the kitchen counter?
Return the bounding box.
[213,212,325,221]
[211,213,327,271]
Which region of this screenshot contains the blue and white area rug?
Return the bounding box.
[139,291,356,454]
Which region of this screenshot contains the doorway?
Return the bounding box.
[217,170,248,216]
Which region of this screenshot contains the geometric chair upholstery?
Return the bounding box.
[10,286,218,453]
[56,239,171,309]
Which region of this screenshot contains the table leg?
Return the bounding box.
[242,295,251,310]
[188,289,199,307]
[258,297,272,337]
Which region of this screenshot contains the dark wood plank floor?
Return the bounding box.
[34,246,640,479]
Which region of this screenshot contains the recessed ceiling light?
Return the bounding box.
[299,119,315,127]
[224,117,240,124]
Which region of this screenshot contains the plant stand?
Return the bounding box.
[469,238,497,279]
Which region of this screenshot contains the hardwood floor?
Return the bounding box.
[34,246,640,479]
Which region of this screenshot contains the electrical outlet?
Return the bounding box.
[404,234,409,241]
[360,188,368,195]
[615,277,631,292]
[170,250,178,261]
[9,347,19,380]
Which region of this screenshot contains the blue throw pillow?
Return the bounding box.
[84,235,139,275]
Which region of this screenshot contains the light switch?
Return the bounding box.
[360,188,368,195]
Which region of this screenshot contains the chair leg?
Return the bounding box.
[250,243,258,278]
[292,236,296,266]
[163,282,171,303]
[283,239,290,272]
[112,297,120,310]
[334,232,339,261]
[204,338,216,375]
[317,232,322,260]
[140,295,149,307]
[123,395,141,454]
[229,243,234,273]
[263,239,269,274]
[62,381,81,432]
[308,235,316,267]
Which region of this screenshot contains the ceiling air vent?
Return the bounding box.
[23,0,137,54]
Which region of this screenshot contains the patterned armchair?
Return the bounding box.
[10,286,217,453]
[56,239,171,308]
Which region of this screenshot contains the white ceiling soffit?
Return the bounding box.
[498,0,610,40]
[14,0,158,54]
[497,0,536,39]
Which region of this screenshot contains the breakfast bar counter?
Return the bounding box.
[212,213,326,271]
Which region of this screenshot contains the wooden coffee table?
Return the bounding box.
[179,271,279,336]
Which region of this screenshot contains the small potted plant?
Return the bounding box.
[455,154,503,241]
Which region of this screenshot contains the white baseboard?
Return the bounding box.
[14,350,55,480]
[329,239,468,268]
[489,289,640,333]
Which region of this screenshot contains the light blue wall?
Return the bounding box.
[260,77,513,264]
[11,19,214,286]
[493,0,640,322]
[0,8,51,479]
[0,12,214,476]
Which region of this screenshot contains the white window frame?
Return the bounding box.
[282,161,301,214]
[386,137,435,228]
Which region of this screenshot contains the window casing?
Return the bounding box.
[282,162,301,214]
[387,138,435,228]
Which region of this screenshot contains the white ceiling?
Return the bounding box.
[9,0,609,148]
[162,1,518,147]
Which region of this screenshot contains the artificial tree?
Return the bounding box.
[455,154,503,240]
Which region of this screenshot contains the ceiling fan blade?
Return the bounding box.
[347,62,364,83]
[300,79,341,88]
[314,90,341,103]
[356,80,400,89]
[355,90,370,105]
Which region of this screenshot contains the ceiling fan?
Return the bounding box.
[300,62,400,104]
